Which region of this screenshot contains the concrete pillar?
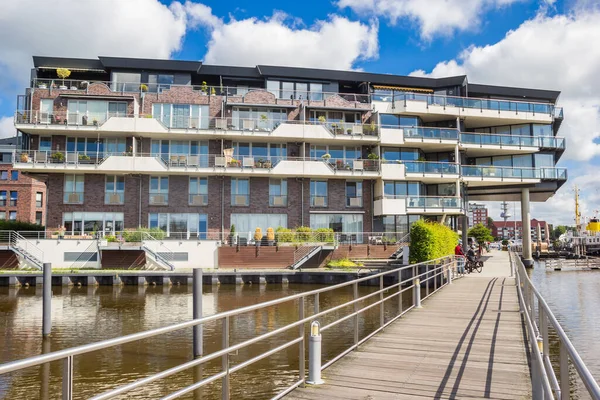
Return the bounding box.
[462,186,469,253]
[521,188,533,267]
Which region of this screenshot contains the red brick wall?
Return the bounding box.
[218,246,295,268]
[0,164,46,224]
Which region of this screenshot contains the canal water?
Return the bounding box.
[530,261,600,399]
[0,282,415,399]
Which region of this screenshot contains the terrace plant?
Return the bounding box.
[56,68,71,88]
[51,152,64,162]
[296,226,312,242]
[317,116,326,124]
[275,226,293,243]
[139,84,148,92]
[201,81,208,94]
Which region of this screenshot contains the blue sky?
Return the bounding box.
[0,0,598,225]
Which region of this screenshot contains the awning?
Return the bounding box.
[39,66,106,73]
[59,94,135,100]
[373,85,433,93]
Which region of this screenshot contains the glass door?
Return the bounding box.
[172,104,189,128]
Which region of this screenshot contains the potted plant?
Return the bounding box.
[125,146,133,156]
[37,82,47,89]
[254,227,263,246]
[266,227,275,246]
[56,68,71,89]
[201,81,208,94]
[321,153,331,161]
[228,158,240,167]
[140,84,148,93]
[229,224,236,246]
[347,128,353,135]
[366,152,379,169]
[20,153,29,162]
[58,225,66,239]
[211,87,216,95]
[264,159,272,168]
[336,159,344,170]
[78,154,91,161]
[51,152,64,163]
[317,115,326,124]
[336,120,345,135]
[92,118,98,126]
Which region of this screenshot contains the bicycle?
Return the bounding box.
[466,257,484,273]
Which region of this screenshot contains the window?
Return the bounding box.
[266,80,326,100]
[105,138,127,155]
[152,103,209,129]
[0,171,7,180]
[108,102,127,117]
[105,176,125,204]
[230,214,287,235]
[9,191,17,207]
[384,181,420,198]
[9,211,16,220]
[269,179,288,207]
[67,137,104,157]
[381,147,420,161]
[231,107,287,131]
[346,181,363,207]
[35,212,43,225]
[36,192,43,208]
[310,214,363,240]
[149,213,208,239]
[189,177,208,205]
[40,99,54,123]
[39,137,52,152]
[310,180,328,207]
[0,191,6,206]
[379,114,420,128]
[231,178,249,206]
[0,212,5,220]
[62,212,124,235]
[112,72,141,92]
[10,171,18,181]
[149,176,169,205]
[150,140,208,167]
[147,73,175,92]
[267,80,280,97]
[64,175,84,204]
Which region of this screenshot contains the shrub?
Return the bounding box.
[315,228,334,243]
[327,258,363,268]
[296,226,312,242]
[0,220,45,231]
[122,227,165,242]
[276,227,293,242]
[409,220,458,264]
[105,235,117,243]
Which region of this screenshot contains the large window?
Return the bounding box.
[231,107,287,131]
[151,140,208,167]
[105,176,125,205]
[309,145,360,161]
[67,137,104,157]
[150,176,169,205]
[67,100,127,125]
[310,180,328,207]
[105,138,127,155]
[64,175,84,204]
[230,214,288,236]
[40,99,54,123]
[309,110,361,124]
[231,178,249,206]
[269,179,288,207]
[189,177,208,206]
[62,212,124,235]
[381,147,420,161]
[152,103,209,129]
[346,181,363,207]
[379,114,420,127]
[36,192,43,208]
[384,181,420,198]
[373,215,421,236]
[149,213,208,239]
[111,72,141,92]
[233,142,287,163]
[310,214,364,238]
[266,80,324,100]
[473,155,533,168]
[39,137,52,152]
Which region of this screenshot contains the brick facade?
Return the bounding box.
[0,164,46,224]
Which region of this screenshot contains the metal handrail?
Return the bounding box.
[142,232,175,271]
[510,252,600,399]
[0,255,457,400]
[0,230,44,269]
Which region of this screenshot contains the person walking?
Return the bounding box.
[455,242,465,274]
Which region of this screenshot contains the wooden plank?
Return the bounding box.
[286,269,531,400]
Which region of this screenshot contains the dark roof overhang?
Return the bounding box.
[98,56,202,72]
[33,56,105,72]
[468,83,561,102]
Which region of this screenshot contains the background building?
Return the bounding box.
[468,203,488,228]
[0,137,46,225]
[492,219,550,242]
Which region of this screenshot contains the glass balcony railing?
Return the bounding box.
[402,126,459,141]
[403,161,460,175]
[406,196,461,209]
[461,166,567,180]
[460,133,566,149]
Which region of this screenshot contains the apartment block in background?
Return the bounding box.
[468,203,488,228]
[492,219,550,242]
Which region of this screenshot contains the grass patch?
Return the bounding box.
[326,258,363,270]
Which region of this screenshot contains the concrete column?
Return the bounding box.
[521,188,533,267]
[462,186,469,253]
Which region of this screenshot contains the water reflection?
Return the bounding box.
[530,261,600,399]
[0,283,415,399]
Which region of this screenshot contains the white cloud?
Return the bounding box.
[337,0,521,39]
[412,10,600,224]
[203,13,378,69]
[0,116,15,139]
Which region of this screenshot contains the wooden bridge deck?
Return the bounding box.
[287,257,531,399]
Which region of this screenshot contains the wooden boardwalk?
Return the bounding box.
[287,259,531,399]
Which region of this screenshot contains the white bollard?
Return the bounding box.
[307,321,324,385]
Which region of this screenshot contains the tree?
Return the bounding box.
[486,216,495,230]
[552,225,568,239]
[468,223,494,245]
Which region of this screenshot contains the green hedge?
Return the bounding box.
[122,227,165,242]
[275,226,294,242]
[409,220,458,264]
[314,228,335,243]
[0,220,45,231]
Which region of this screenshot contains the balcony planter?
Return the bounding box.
[19,153,29,163]
[70,86,77,90]
[37,83,47,89]
[264,160,272,169]
[92,119,98,126]
[59,85,68,90]
[51,152,64,163]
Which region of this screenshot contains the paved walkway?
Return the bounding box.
[287,251,531,399]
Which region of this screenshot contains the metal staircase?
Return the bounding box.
[290,245,322,270]
[0,231,44,270]
[67,240,98,269]
[390,233,410,262]
[141,232,175,271]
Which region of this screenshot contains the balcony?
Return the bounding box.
[403,161,460,183]
[380,125,459,148]
[461,165,567,184]
[405,196,462,214]
[372,92,559,125]
[460,133,566,154]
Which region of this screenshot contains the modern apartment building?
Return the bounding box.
[0,137,46,224]
[492,219,550,242]
[11,56,566,249]
[468,203,488,228]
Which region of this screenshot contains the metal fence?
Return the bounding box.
[510,252,600,399]
[0,256,458,400]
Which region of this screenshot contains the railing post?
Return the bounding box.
[314,293,319,315]
[414,276,422,308]
[559,340,569,400]
[221,316,230,400]
[193,268,203,358]
[398,270,403,315]
[447,263,452,285]
[307,321,324,385]
[376,275,384,329]
[43,262,52,337]
[62,355,73,400]
[299,297,305,385]
[353,282,359,346]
